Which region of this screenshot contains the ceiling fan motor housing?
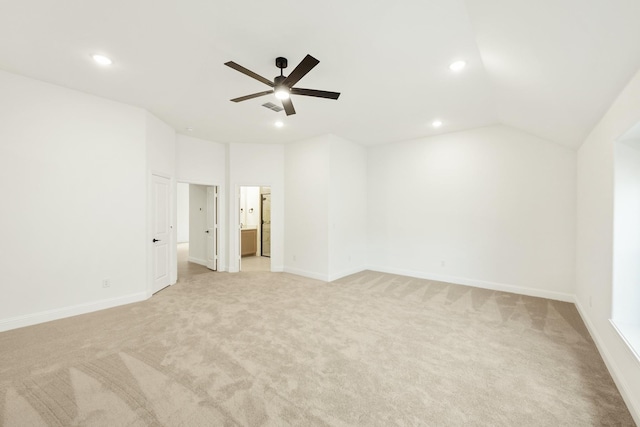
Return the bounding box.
[275,57,288,69]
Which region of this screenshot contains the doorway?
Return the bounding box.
[176,183,219,281]
[239,186,271,271]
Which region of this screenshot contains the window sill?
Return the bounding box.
[610,320,640,366]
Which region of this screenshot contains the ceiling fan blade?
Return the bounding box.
[224,61,274,87]
[291,88,340,100]
[230,90,273,102]
[282,98,296,116]
[282,54,320,88]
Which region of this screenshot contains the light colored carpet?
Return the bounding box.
[0,271,634,426]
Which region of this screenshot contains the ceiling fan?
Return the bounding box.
[224,54,340,116]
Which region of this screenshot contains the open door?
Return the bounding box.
[261,193,271,257]
[206,186,218,271]
[238,187,242,271]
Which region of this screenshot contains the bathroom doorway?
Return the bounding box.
[239,186,271,271]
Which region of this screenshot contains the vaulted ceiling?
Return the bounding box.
[1,0,639,149]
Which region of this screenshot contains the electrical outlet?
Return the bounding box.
[440,260,445,267]
[293,255,297,262]
[102,279,111,288]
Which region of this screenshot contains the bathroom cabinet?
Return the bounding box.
[241,228,257,256]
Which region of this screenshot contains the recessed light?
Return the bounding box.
[275,121,284,128]
[432,120,443,128]
[186,127,193,132]
[92,54,113,66]
[449,60,466,72]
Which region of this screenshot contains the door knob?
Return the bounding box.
[153,238,160,242]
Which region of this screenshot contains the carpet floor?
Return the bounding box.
[0,271,635,426]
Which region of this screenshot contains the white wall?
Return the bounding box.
[146,112,177,287]
[284,136,330,280]
[228,143,285,272]
[0,70,148,331]
[367,125,576,300]
[146,112,176,177]
[576,69,640,424]
[176,134,226,184]
[283,134,367,282]
[328,135,367,281]
[613,141,640,326]
[188,184,208,265]
[176,183,189,243]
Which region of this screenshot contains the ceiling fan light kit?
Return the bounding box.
[225,54,340,116]
[274,86,290,100]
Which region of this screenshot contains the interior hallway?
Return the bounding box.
[177,242,211,281]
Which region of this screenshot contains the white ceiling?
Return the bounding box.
[1,0,639,148]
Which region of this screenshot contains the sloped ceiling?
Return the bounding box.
[0,0,639,149]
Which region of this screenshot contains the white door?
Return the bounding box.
[238,187,242,271]
[152,175,171,294]
[206,186,218,270]
[261,193,271,257]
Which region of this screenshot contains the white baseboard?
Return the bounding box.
[366,266,574,302]
[283,266,365,282]
[271,265,284,272]
[574,300,640,425]
[328,266,366,282]
[0,292,148,333]
[610,320,640,366]
[283,267,329,282]
[188,256,207,266]
[282,264,574,302]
